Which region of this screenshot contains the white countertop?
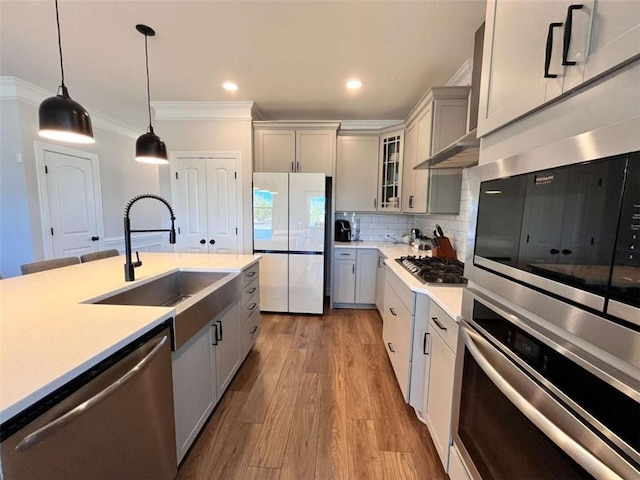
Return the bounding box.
[334,241,464,321]
[0,252,260,421]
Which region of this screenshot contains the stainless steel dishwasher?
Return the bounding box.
[1,322,177,479]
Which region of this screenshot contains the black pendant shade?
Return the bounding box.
[136,126,168,164]
[39,0,94,144]
[135,24,168,165]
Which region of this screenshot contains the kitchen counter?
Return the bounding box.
[0,252,260,422]
[334,241,464,321]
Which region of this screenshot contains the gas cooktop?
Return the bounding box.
[395,256,467,285]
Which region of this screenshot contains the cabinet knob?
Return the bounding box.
[200,239,206,244]
[209,239,216,245]
[91,236,99,241]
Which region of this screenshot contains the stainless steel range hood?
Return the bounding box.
[414,128,479,169]
[415,23,484,170]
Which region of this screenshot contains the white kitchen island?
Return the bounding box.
[0,252,260,423]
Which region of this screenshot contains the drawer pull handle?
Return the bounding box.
[247,287,257,294]
[340,253,351,256]
[389,307,397,316]
[423,332,430,355]
[246,271,256,277]
[432,317,447,331]
[387,342,395,353]
[250,326,258,334]
[544,22,563,78]
[562,4,583,66]
[248,303,257,311]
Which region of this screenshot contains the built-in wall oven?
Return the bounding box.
[454,117,640,479]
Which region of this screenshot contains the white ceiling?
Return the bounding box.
[0,0,486,129]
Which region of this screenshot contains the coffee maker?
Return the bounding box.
[335,219,351,242]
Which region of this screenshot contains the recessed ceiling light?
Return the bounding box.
[346,79,362,90]
[223,82,239,91]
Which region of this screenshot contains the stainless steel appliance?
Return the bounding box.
[0,323,177,479]
[396,256,467,284]
[453,289,639,480]
[455,117,640,479]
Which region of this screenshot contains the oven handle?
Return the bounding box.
[461,325,626,480]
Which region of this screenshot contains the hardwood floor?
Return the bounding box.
[176,308,448,480]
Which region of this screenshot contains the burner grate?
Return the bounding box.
[395,256,467,285]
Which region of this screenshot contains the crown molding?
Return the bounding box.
[0,76,140,139]
[253,120,341,130]
[446,58,473,87]
[338,120,403,131]
[152,101,255,120]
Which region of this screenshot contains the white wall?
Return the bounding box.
[155,118,254,253]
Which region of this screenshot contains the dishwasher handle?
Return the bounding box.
[15,335,169,452]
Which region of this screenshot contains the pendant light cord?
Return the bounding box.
[54,0,65,89]
[144,33,153,132]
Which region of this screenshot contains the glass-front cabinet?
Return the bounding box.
[378,130,404,212]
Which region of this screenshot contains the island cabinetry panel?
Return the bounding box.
[254,122,338,176]
[478,0,639,137]
[336,135,379,212]
[403,87,467,214]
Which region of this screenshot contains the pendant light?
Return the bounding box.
[135,24,168,164]
[39,0,94,144]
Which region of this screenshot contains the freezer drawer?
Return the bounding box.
[259,253,288,312]
[289,254,324,314]
[0,324,177,480]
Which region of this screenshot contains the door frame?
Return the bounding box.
[169,151,243,254]
[34,141,105,259]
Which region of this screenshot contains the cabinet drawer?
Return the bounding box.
[429,301,458,353]
[386,268,415,314]
[382,283,413,400]
[242,263,259,287]
[334,248,356,259]
[240,294,260,325]
[241,309,261,359]
[241,278,259,307]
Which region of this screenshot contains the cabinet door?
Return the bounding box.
[375,255,386,314]
[411,107,434,214]
[205,158,238,253]
[355,249,377,304]
[582,0,640,84]
[255,130,296,173]
[336,136,379,212]
[333,258,356,304]
[296,130,336,176]
[214,304,241,398]
[172,324,216,462]
[478,0,570,136]
[378,130,404,212]
[428,169,463,214]
[401,122,418,213]
[424,323,456,468]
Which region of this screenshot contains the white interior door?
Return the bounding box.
[206,158,238,253]
[288,173,326,252]
[36,143,103,259]
[289,253,324,314]
[174,158,209,253]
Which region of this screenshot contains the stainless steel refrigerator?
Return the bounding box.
[253,172,326,314]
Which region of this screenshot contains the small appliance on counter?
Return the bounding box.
[335,219,351,242]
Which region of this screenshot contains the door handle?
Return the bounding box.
[432,317,447,331]
[212,323,219,345]
[423,332,430,355]
[296,161,300,172]
[544,22,563,78]
[387,342,395,353]
[374,198,377,209]
[409,195,414,209]
[562,249,572,255]
[217,319,223,341]
[209,239,216,245]
[291,161,294,172]
[200,239,206,244]
[550,248,560,254]
[91,236,99,241]
[16,335,168,451]
[562,4,583,66]
[352,264,355,274]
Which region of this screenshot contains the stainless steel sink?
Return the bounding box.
[94,270,241,350]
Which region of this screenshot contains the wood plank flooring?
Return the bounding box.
[176,308,448,480]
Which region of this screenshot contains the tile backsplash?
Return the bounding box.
[339,170,471,262]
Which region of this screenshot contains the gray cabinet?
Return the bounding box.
[333,248,377,306]
[377,130,404,212]
[336,135,379,212]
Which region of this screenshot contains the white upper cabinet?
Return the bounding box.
[336,135,379,212]
[403,87,468,214]
[254,122,339,176]
[478,0,640,137]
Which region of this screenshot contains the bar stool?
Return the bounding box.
[80,249,120,263]
[21,257,80,275]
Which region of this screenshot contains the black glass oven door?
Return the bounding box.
[456,323,639,480]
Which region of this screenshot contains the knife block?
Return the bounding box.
[433,237,456,260]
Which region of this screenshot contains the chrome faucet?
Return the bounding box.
[124,194,176,281]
